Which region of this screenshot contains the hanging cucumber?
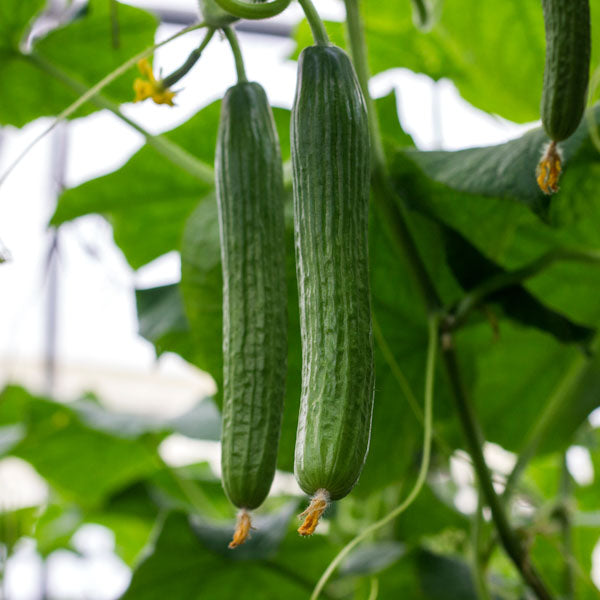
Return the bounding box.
[537,0,591,194]
[217,75,287,547]
[291,43,375,536]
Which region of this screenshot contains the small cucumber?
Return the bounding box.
[291,45,375,534]
[540,0,590,142]
[537,0,590,194]
[216,82,287,532]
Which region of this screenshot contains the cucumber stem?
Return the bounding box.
[223,26,247,83]
[229,509,253,548]
[162,28,216,88]
[298,0,329,46]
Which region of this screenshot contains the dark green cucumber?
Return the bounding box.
[217,82,287,510]
[541,0,591,141]
[291,45,374,502]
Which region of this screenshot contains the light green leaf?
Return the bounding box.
[0,0,45,50]
[0,1,158,127]
[0,386,161,505]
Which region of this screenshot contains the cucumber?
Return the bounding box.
[216,82,287,528]
[537,0,590,194]
[541,0,590,142]
[291,45,374,533]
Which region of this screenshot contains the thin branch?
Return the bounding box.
[558,455,575,600]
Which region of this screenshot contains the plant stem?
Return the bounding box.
[162,28,216,88]
[25,54,214,185]
[367,577,379,600]
[298,0,329,46]
[110,0,120,49]
[223,26,247,83]
[442,343,554,600]
[472,489,493,600]
[343,0,385,169]
[310,314,439,600]
[559,454,575,600]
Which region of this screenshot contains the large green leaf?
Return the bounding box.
[294,0,600,123]
[122,508,335,600]
[404,106,597,219]
[0,386,161,505]
[0,1,158,127]
[443,226,594,346]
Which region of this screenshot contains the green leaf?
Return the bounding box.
[35,1,157,102]
[416,549,478,600]
[72,395,221,442]
[135,284,203,366]
[0,1,158,127]
[122,508,326,600]
[0,386,161,505]
[0,506,40,554]
[0,0,45,51]
[389,119,600,331]
[52,132,212,269]
[339,541,405,576]
[444,226,595,346]
[375,89,414,149]
[179,199,224,390]
[404,107,596,219]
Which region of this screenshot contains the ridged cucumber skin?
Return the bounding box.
[217,82,287,510]
[541,0,591,141]
[291,46,375,502]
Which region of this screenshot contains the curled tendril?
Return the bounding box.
[212,0,291,20]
